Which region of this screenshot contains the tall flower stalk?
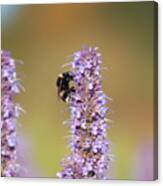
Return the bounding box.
[1,50,23,177]
[57,46,111,179]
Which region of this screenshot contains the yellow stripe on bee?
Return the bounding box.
[59,91,65,97]
[59,74,63,78]
[65,96,70,103]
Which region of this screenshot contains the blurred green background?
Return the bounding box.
[1,2,155,180]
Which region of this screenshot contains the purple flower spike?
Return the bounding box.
[57,47,111,179]
[1,50,23,177]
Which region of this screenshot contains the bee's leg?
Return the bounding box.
[56,76,63,87]
[62,91,69,102]
[70,86,75,93]
[69,73,74,81]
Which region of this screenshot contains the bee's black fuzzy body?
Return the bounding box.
[56,72,75,103]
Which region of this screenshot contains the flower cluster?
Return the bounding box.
[1,50,23,177]
[57,47,111,179]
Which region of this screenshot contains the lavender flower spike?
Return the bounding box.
[1,50,23,177]
[57,46,111,179]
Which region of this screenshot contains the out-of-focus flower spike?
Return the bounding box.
[1,50,24,177]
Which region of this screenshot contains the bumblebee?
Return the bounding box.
[56,71,75,102]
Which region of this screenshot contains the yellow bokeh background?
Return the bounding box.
[1,2,156,179]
